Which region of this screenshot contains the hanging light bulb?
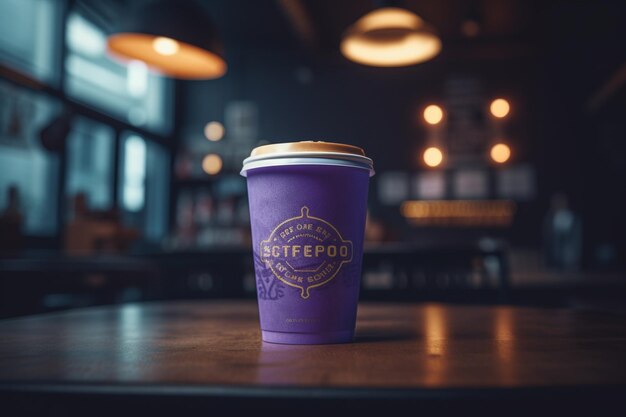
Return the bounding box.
[423,104,444,125]
[490,143,511,164]
[152,37,180,55]
[490,98,510,118]
[423,147,444,167]
[341,7,441,67]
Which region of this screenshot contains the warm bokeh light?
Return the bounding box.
[202,153,223,175]
[490,98,510,118]
[460,20,480,37]
[340,7,441,67]
[423,304,448,385]
[400,200,516,226]
[490,143,511,163]
[424,304,447,356]
[423,147,443,167]
[423,105,444,125]
[494,308,514,363]
[204,121,224,141]
[152,36,180,55]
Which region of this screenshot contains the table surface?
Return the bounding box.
[1,300,625,396]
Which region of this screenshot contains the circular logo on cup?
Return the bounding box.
[260,206,353,299]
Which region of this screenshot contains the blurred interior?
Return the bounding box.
[1,0,625,318]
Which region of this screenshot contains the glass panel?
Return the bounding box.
[0,0,61,84]
[144,141,170,241]
[64,12,173,134]
[65,118,115,213]
[122,134,146,212]
[0,81,60,235]
[118,133,170,242]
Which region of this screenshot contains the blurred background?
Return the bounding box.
[0,0,624,318]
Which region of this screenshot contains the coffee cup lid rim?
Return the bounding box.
[242,141,374,176]
[250,141,366,158]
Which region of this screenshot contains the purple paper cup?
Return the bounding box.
[241,141,374,344]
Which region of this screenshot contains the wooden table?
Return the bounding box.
[1,301,625,415]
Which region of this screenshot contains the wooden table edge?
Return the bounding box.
[2,381,626,400]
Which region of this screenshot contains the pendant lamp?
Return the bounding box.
[107,0,226,80]
[341,7,441,67]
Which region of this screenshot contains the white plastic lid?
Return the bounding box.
[241,141,374,177]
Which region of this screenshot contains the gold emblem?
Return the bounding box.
[260,206,353,299]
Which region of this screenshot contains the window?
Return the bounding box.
[121,135,146,213]
[64,12,173,134]
[118,133,170,242]
[65,118,115,213]
[0,0,62,84]
[0,81,60,235]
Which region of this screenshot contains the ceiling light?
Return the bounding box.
[490,98,510,118]
[423,105,444,125]
[107,0,226,80]
[423,147,443,167]
[341,7,441,67]
[490,143,511,163]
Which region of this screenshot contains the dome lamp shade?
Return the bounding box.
[340,7,441,67]
[107,0,227,80]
